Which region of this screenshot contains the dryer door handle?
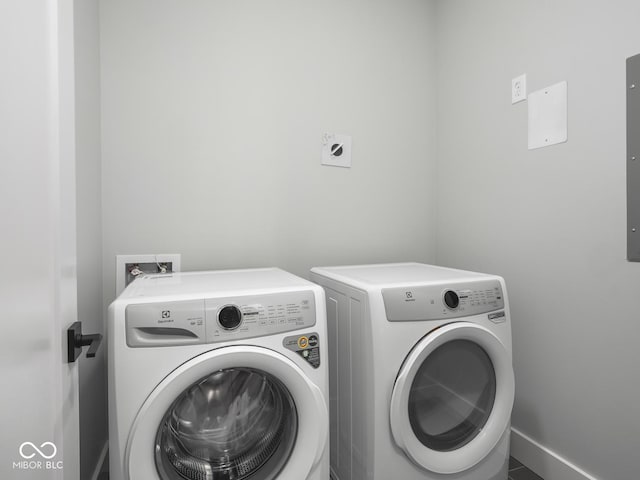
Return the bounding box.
[67,321,103,363]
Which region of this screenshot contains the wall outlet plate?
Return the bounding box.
[512,74,527,104]
[115,253,181,295]
[321,133,352,168]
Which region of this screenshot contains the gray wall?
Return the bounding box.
[75,0,107,477]
[435,1,640,479]
[99,2,640,478]
[99,0,438,304]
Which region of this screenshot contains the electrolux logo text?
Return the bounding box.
[12,441,63,471]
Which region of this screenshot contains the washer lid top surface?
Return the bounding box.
[390,322,514,474]
[119,268,316,300]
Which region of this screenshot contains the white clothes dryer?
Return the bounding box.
[310,263,514,480]
[108,268,329,480]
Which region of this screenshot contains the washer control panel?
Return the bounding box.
[125,290,316,347]
[206,291,316,342]
[382,279,504,322]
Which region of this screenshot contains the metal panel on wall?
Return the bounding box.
[627,54,640,261]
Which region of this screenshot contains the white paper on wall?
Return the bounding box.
[528,81,567,150]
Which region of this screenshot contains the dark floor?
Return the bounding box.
[509,456,544,480]
[100,457,542,480]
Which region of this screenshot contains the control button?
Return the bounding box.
[308,335,318,347]
[218,305,242,330]
[443,290,460,309]
[297,336,309,349]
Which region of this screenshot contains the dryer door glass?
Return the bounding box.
[408,339,496,452]
[155,367,298,480]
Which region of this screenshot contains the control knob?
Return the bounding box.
[218,305,242,330]
[443,290,460,309]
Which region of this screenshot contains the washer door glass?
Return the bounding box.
[155,367,297,480]
[408,339,496,452]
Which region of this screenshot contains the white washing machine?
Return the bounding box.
[108,268,329,480]
[310,263,515,480]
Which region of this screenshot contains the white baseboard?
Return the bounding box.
[90,441,109,480]
[511,428,599,480]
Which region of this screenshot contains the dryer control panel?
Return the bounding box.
[125,290,316,347]
[382,279,504,322]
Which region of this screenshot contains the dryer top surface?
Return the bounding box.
[311,262,497,289]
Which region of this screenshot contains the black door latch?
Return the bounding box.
[67,322,103,363]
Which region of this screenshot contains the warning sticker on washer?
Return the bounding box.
[283,332,320,369]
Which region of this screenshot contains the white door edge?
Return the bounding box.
[56,0,80,477]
